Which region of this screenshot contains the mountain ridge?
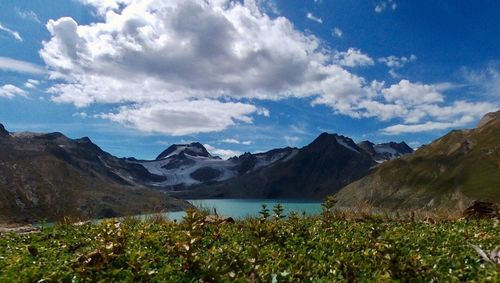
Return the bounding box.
[334,110,500,211]
[0,124,191,224]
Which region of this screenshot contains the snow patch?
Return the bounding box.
[336,137,360,154]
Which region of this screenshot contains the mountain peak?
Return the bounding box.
[312,132,339,144]
[357,140,414,162]
[156,142,211,160]
[309,132,361,154]
[76,137,93,143]
[477,110,500,128]
[0,123,9,137]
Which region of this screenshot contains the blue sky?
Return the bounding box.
[0,0,499,159]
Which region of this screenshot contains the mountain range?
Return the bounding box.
[2,110,499,223]
[126,134,413,199]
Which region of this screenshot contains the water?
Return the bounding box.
[35,199,323,226]
[161,199,323,221]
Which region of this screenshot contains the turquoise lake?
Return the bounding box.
[160,199,323,221]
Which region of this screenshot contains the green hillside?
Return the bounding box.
[335,111,500,211]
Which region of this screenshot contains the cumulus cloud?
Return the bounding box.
[97,100,261,136]
[0,56,45,74]
[382,80,445,106]
[39,0,495,136]
[0,84,27,98]
[333,48,374,67]
[0,23,22,42]
[306,12,323,24]
[204,144,242,159]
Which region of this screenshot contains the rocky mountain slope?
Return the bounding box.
[133,143,298,188]
[335,111,500,211]
[357,141,413,163]
[132,136,412,193]
[0,124,190,224]
[170,133,378,199]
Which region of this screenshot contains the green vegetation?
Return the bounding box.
[335,111,500,211]
[0,206,498,282]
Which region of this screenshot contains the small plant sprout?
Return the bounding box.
[259,204,270,221]
[322,196,337,213]
[272,204,286,220]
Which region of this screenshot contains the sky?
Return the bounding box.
[0,0,499,160]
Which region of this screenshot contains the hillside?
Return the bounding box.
[0,124,190,224]
[335,111,500,211]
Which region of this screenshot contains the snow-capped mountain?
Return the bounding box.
[133,135,414,193]
[357,141,414,163]
[172,133,376,199]
[156,142,212,160]
[135,143,298,188]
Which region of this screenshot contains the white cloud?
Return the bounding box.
[382,79,445,106]
[97,100,261,136]
[375,0,397,13]
[334,48,374,67]
[284,135,300,146]
[255,0,280,15]
[38,0,495,136]
[378,54,416,78]
[0,84,27,98]
[381,116,473,135]
[381,101,497,134]
[332,27,343,38]
[0,56,45,74]
[378,54,417,68]
[72,112,88,118]
[40,0,369,134]
[17,9,41,23]
[222,138,252,145]
[204,144,242,159]
[24,79,40,89]
[306,12,323,24]
[462,64,500,97]
[0,23,22,42]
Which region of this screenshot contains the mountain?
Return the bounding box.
[170,133,376,199]
[0,124,190,224]
[357,141,413,163]
[334,110,500,211]
[135,143,297,188]
[156,142,212,160]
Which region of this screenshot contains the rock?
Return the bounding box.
[477,110,500,128]
[463,201,499,220]
[73,220,92,227]
[0,225,41,235]
[202,215,235,224]
[0,123,9,137]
